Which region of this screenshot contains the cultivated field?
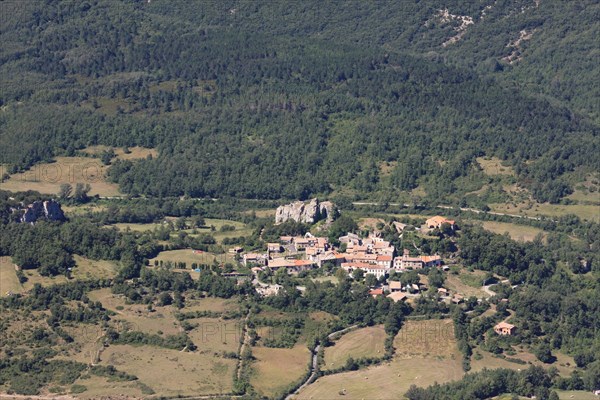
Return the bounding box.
[243,208,277,218]
[74,289,242,397]
[471,220,547,242]
[568,189,600,204]
[358,217,385,231]
[250,344,311,398]
[323,325,387,370]
[69,374,150,399]
[149,249,237,268]
[62,203,109,216]
[1,256,117,297]
[111,222,164,232]
[445,271,488,299]
[556,390,598,400]
[98,344,236,397]
[0,256,21,296]
[0,156,120,197]
[296,319,461,400]
[489,201,600,222]
[201,218,253,243]
[88,288,181,335]
[187,318,243,353]
[71,255,118,280]
[20,269,68,291]
[183,296,240,313]
[471,346,576,376]
[111,217,253,244]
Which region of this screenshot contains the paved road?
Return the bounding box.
[353,202,549,222]
[482,284,497,299]
[284,325,359,400]
[98,197,549,222]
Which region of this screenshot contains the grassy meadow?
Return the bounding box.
[323,325,387,371]
[295,319,461,400]
[471,220,547,242]
[250,344,311,398]
[1,156,120,197]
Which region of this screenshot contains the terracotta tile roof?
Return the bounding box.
[389,281,402,290]
[387,292,408,302]
[421,255,441,263]
[495,321,515,330]
[426,216,455,227]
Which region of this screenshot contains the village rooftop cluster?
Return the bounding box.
[239,216,454,295]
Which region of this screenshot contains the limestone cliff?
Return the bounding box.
[275,198,337,224]
[19,200,66,223]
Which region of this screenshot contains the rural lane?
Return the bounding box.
[284,324,359,400]
[353,202,547,222]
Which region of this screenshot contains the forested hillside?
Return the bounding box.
[1,0,598,203]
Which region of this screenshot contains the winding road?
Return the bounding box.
[284,325,358,400]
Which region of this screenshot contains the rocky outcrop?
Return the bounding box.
[20,200,66,224]
[275,198,338,224]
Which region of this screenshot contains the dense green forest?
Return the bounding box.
[1,0,598,203]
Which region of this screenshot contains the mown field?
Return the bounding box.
[149,249,237,268]
[471,345,576,377]
[444,270,489,299]
[111,217,253,245]
[80,289,242,397]
[489,202,600,222]
[1,256,70,295]
[62,202,109,216]
[296,319,462,400]
[1,256,118,297]
[0,156,120,197]
[471,220,547,242]
[248,310,336,399]
[71,255,118,280]
[556,390,599,400]
[250,344,311,398]
[323,325,387,371]
[97,344,236,397]
[0,256,21,296]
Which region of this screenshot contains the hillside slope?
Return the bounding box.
[0,0,597,204]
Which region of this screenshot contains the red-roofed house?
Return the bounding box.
[421,255,442,267]
[387,292,408,302]
[268,258,317,274]
[425,216,456,230]
[494,322,516,336]
[376,255,393,269]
